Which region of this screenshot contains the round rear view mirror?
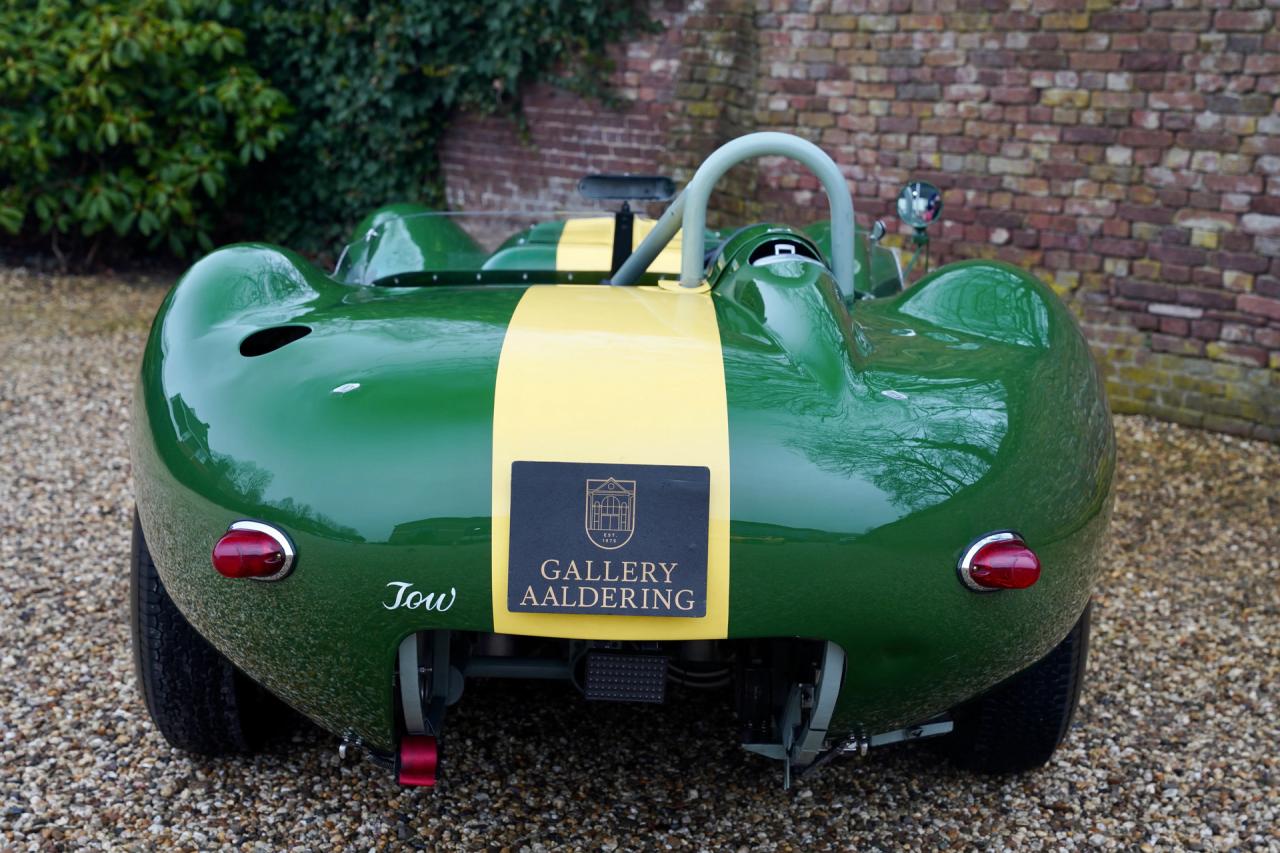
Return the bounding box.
[896,182,943,230]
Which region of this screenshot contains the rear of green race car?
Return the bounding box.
[131,137,1113,787]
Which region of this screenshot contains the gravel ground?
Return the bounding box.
[1,266,1277,851]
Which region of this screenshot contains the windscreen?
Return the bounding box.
[333,209,665,286]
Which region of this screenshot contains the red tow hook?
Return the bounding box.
[396,735,439,787]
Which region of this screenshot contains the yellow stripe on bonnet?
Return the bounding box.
[490,284,730,639]
[555,217,684,276]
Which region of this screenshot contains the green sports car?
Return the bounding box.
[130,132,1113,787]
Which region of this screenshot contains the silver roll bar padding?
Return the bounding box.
[611,132,857,298]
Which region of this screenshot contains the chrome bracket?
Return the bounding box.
[839,720,955,753]
[797,719,953,782]
[740,641,847,790]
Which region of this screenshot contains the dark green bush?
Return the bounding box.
[0,0,291,261]
[233,0,659,253]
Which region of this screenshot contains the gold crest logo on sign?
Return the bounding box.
[584,478,636,549]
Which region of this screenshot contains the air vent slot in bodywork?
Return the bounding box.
[240,325,311,357]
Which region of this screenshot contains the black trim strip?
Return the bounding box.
[372,269,670,288]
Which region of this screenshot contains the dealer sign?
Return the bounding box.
[507,461,710,617]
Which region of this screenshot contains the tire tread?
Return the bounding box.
[944,603,1092,774]
[130,511,262,755]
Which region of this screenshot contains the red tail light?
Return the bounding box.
[959,532,1040,591]
[212,521,295,580]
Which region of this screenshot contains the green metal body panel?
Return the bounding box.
[132,212,1113,753]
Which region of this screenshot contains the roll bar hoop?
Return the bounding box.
[610,132,856,297]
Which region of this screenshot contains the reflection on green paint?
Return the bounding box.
[133,221,1113,751]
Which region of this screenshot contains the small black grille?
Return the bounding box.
[583,652,668,704]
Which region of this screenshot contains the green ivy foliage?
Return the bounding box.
[0,0,291,260]
[233,0,659,253]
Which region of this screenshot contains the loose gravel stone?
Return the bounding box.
[1,267,1277,851]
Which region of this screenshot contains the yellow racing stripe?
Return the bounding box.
[490,285,730,640]
[555,216,684,275]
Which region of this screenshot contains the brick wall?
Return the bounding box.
[440,0,1280,440]
[438,2,690,219]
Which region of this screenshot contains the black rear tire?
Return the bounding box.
[943,602,1091,773]
[130,509,278,754]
